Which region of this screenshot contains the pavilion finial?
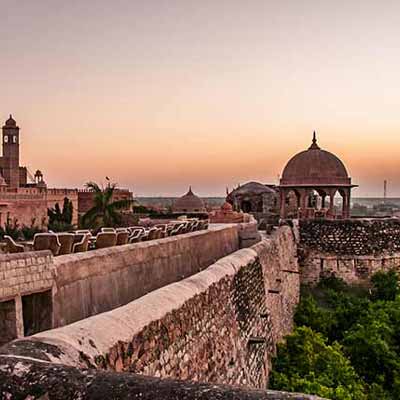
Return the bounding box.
[309,130,320,150]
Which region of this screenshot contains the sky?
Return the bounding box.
[2,0,400,197]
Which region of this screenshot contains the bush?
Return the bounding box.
[370,270,400,301]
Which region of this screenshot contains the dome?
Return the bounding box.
[228,182,277,196]
[280,132,351,186]
[4,115,17,128]
[172,187,206,213]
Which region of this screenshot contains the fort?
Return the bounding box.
[0,133,398,400]
[0,116,132,228]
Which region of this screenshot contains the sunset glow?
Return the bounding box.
[3,1,400,196]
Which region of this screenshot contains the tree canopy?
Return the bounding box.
[270,271,400,400]
[81,181,133,229]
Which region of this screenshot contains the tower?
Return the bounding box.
[2,115,20,189]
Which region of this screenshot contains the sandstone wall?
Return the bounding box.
[52,224,240,328]
[300,218,400,255]
[0,226,299,391]
[0,225,242,345]
[0,251,53,344]
[300,219,400,285]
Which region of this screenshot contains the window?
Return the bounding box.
[12,136,17,144]
[3,136,8,143]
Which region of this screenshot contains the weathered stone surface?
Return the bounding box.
[300,218,400,255]
[0,355,326,399]
[300,219,400,285]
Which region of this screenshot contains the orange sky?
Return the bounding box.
[2,1,400,196]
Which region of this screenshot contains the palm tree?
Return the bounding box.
[81,181,134,229]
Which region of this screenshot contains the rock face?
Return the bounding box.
[299,218,400,285]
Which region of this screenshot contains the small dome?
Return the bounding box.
[221,201,233,211]
[228,182,277,197]
[280,132,351,186]
[172,187,206,213]
[4,115,17,127]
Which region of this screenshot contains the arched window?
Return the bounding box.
[4,136,8,143]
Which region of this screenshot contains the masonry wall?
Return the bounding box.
[52,224,240,328]
[0,251,53,342]
[0,224,242,343]
[299,219,400,285]
[0,225,299,391]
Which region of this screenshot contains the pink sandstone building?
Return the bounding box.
[0,116,132,228]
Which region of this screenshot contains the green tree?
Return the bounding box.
[48,197,74,232]
[370,270,400,301]
[270,327,366,400]
[294,294,335,338]
[80,181,133,229]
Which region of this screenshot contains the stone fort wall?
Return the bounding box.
[299,218,400,285]
[52,224,241,328]
[0,224,246,345]
[0,225,300,392]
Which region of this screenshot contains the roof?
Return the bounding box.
[228,182,277,197]
[3,115,17,128]
[172,187,206,212]
[280,132,352,187]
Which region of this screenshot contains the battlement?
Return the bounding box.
[300,218,400,255]
[299,218,400,285]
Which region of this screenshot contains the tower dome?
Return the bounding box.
[4,115,17,128]
[280,132,351,186]
[172,187,206,213]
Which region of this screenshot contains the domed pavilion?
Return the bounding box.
[279,132,357,219]
[172,186,207,214]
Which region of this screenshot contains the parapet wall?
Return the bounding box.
[0,225,300,394]
[52,224,240,327]
[0,224,245,345]
[300,218,400,255]
[300,219,400,285]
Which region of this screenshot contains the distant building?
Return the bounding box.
[226,182,278,214]
[172,187,207,215]
[0,116,132,228]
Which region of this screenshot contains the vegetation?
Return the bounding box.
[270,271,400,400]
[48,197,74,232]
[0,217,43,241]
[80,181,134,229]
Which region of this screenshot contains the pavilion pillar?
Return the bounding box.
[342,188,351,219]
[279,189,286,218]
[298,189,308,219]
[328,190,336,218]
[321,194,326,209]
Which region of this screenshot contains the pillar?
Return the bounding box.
[279,189,286,218]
